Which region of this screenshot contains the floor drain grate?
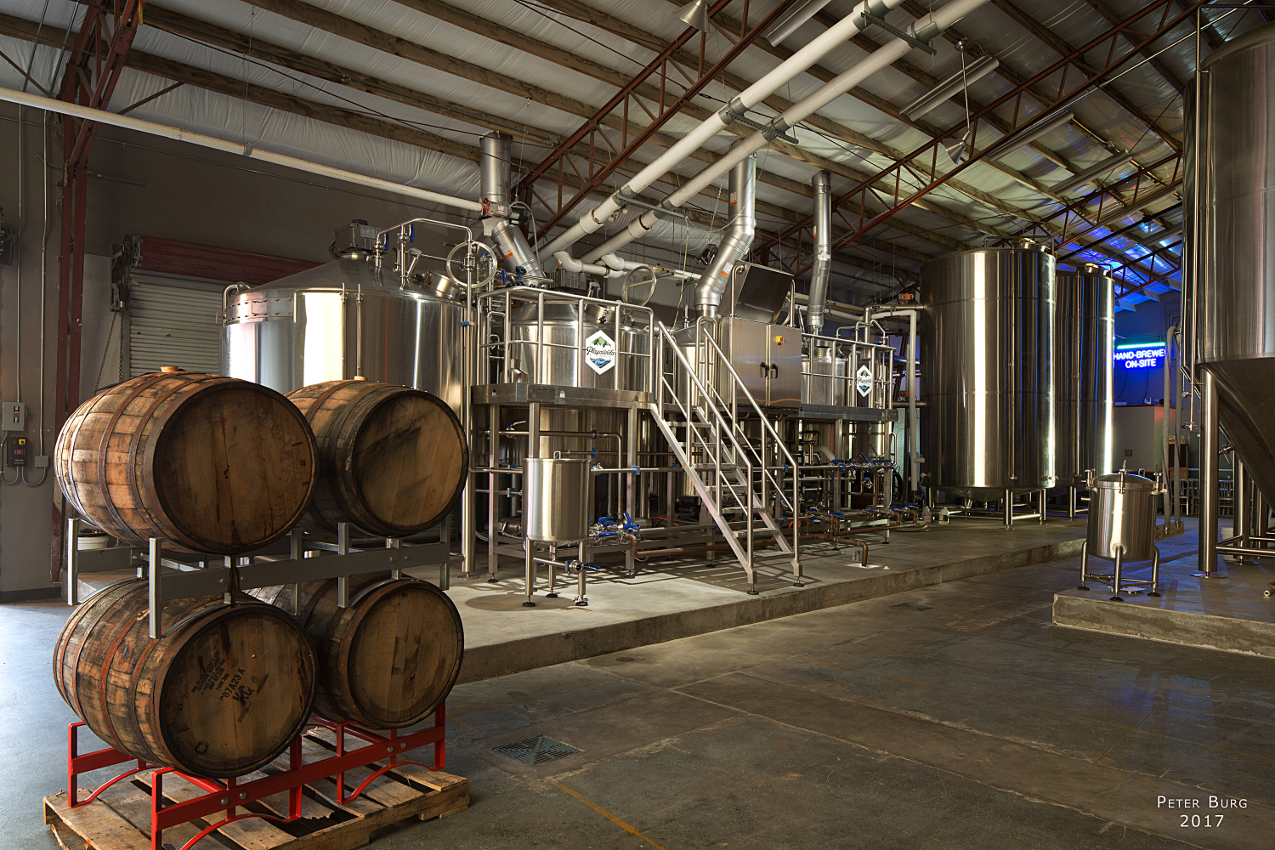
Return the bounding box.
[494,736,580,765]
[892,602,934,611]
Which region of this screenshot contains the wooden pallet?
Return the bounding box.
[43,730,468,850]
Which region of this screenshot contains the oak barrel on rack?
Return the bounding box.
[53,579,317,778]
[286,380,468,537]
[54,371,318,554]
[252,576,464,728]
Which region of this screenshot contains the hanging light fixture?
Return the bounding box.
[946,127,973,164]
[1052,152,1134,196]
[676,0,711,31]
[763,0,836,46]
[903,55,1000,121]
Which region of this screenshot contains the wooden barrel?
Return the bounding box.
[55,371,318,554]
[252,576,463,728]
[286,381,468,537]
[53,579,317,778]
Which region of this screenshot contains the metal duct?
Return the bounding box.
[808,171,833,335]
[697,155,757,316]
[480,132,548,281]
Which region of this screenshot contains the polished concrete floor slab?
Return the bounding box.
[8,529,1272,849]
[1055,521,1275,657]
[444,518,1089,680]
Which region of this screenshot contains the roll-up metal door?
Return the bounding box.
[124,272,225,377]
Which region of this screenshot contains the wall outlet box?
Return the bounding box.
[34,455,49,468]
[2,402,26,431]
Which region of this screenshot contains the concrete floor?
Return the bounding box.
[6,529,1274,849]
[444,517,1089,681]
[1056,522,1275,658]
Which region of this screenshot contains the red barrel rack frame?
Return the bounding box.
[64,706,447,850]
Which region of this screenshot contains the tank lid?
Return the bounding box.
[1091,464,1157,490]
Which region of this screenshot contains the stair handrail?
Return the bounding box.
[653,322,756,560]
[691,318,802,543]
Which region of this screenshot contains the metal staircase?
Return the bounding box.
[648,320,801,592]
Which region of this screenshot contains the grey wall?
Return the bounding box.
[0,102,479,596]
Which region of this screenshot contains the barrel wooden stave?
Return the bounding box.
[53,579,318,778]
[55,372,317,554]
[286,381,468,538]
[253,575,464,728]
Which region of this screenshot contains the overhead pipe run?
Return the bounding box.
[0,87,484,214]
[480,132,549,282]
[580,0,993,265]
[808,171,833,335]
[541,0,914,259]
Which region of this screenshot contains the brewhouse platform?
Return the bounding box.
[1054,522,1275,657]
[76,520,1094,685]
[445,518,1092,682]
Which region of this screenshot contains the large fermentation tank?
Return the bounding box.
[1055,264,1115,485]
[1190,22,1275,502]
[920,242,1056,496]
[222,257,464,412]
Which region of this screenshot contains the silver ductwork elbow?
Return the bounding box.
[808,170,833,335]
[696,154,757,317]
[480,132,548,282]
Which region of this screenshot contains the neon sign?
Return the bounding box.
[1114,341,1166,370]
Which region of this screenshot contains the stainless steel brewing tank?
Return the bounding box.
[920,244,1057,496]
[1086,469,1159,561]
[525,458,590,542]
[1190,22,1275,502]
[1055,264,1115,486]
[507,300,650,391]
[222,258,465,411]
[803,344,848,407]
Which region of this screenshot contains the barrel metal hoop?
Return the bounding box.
[93,374,172,542]
[57,394,105,522]
[93,590,156,757]
[334,386,399,534]
[133,375,219,551]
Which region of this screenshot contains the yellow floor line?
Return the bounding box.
[555,782,668,849]
[445,712,480,734]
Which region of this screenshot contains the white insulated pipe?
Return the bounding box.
[581,0,992,264]
[696,155,757,316]
[543,0,913,258]
[0,86,484,213]
[808,170,833,335]
[480,132,549,280]
[865,307,920,497]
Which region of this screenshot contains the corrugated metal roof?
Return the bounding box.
[0,0,1257,302]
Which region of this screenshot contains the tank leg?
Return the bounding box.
[1148,546,1162,597]
[487,403,500,583]
[1077,540,1090,591]
[1197,370,1222,577]
[523,539,536,607]
[575,541,588,606]
[1110,546,1124,602]
[1004,490,1013,528]
[546,548,558,599]
[1039,490,1046,524]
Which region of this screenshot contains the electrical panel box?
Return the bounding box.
[721,319,801,408]
[7,435,27,467]
[2,402,26,431]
